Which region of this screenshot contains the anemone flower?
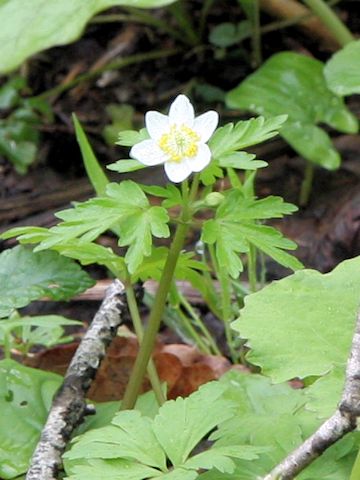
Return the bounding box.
[130,94,219,183]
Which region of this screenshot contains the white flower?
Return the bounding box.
[130,94,219,183]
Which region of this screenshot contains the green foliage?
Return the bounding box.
[226,52,358,170]
[2,228,127,277]
[2,181,170,274]
[115,127,150,147]
[63,381,265,480]
[199,115,286,187]
[0,77,52,173]
[200,371,359,480]
[107,158,146,173]
[0,246,94,318]
[0,314,81,357]
[0,359,62,479]
[324,40,360,96]
[133,247,208,293]
[233,256,360,383]
[201,190,302,278]
[0,0,177,74]
[73,114,110,196]
[103,104,135,145]
[209,115,287,159]
[209,21,251,48]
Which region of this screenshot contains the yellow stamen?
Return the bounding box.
[158,124,200,163]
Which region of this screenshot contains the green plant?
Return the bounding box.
[0,76,52,173]
[2,94,301,402]
[226,51,358,205]
[324,39,360,96]
[0,245,94,318]
[63,381,266,480]
[0,312,81,358]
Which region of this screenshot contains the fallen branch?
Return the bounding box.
[25,279,126,480]
[264,307,360,479]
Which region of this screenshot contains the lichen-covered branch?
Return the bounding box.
[26,279,126,480]
[264,308,360,479]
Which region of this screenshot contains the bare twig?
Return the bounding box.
[25,279,126,480]
[264,308,360,479]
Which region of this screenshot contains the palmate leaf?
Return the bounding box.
[211,371,309,475]
[1,227,126,277]
[226,52,358,169]
[133,247,208,295]
[201,190,302,278]
[324,40,360,96]
[199,370,359,480]
[64,459,163,480]
[0,246,94,318]
[0,359,62,479]
[152,382,235,466]
[2,181,170,274]
[233,255,360,383]
[208,115,287,159]
[0,0,177,74]
[64,381,264,480]
[66,410,167,469]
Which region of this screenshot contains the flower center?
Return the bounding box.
[158,124,200,162]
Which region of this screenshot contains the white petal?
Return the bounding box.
[130,139,168,166]
[193,111,219,143]
[164,160,192,183]
[168,95,195,127]
[187,144,211,172]
[145,111,169,140]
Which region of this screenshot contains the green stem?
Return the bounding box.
[248,244,258,293]
[208,244,238,363]
[126,284,166,406]
[173,300,211,354]
[303,0,354,46]
[121,180,195,410]
[168,2,200,46]
[226,167,242,189]
[34,49,179,100]
[299,162,315,207]
[178,290,221,356]
[350,449,360,480]
[3,332,11,360]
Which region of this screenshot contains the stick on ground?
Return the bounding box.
[264,308,360,479]
[26,279,126,480]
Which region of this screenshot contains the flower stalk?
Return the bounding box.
[121,185,194,410]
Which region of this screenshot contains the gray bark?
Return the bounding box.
[26,279,126,480]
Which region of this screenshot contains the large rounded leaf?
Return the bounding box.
[226,52,358,170]
[324,40,360,96]
[0,359,62,479]
[0,0,177,74]
[232,256,360,382]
